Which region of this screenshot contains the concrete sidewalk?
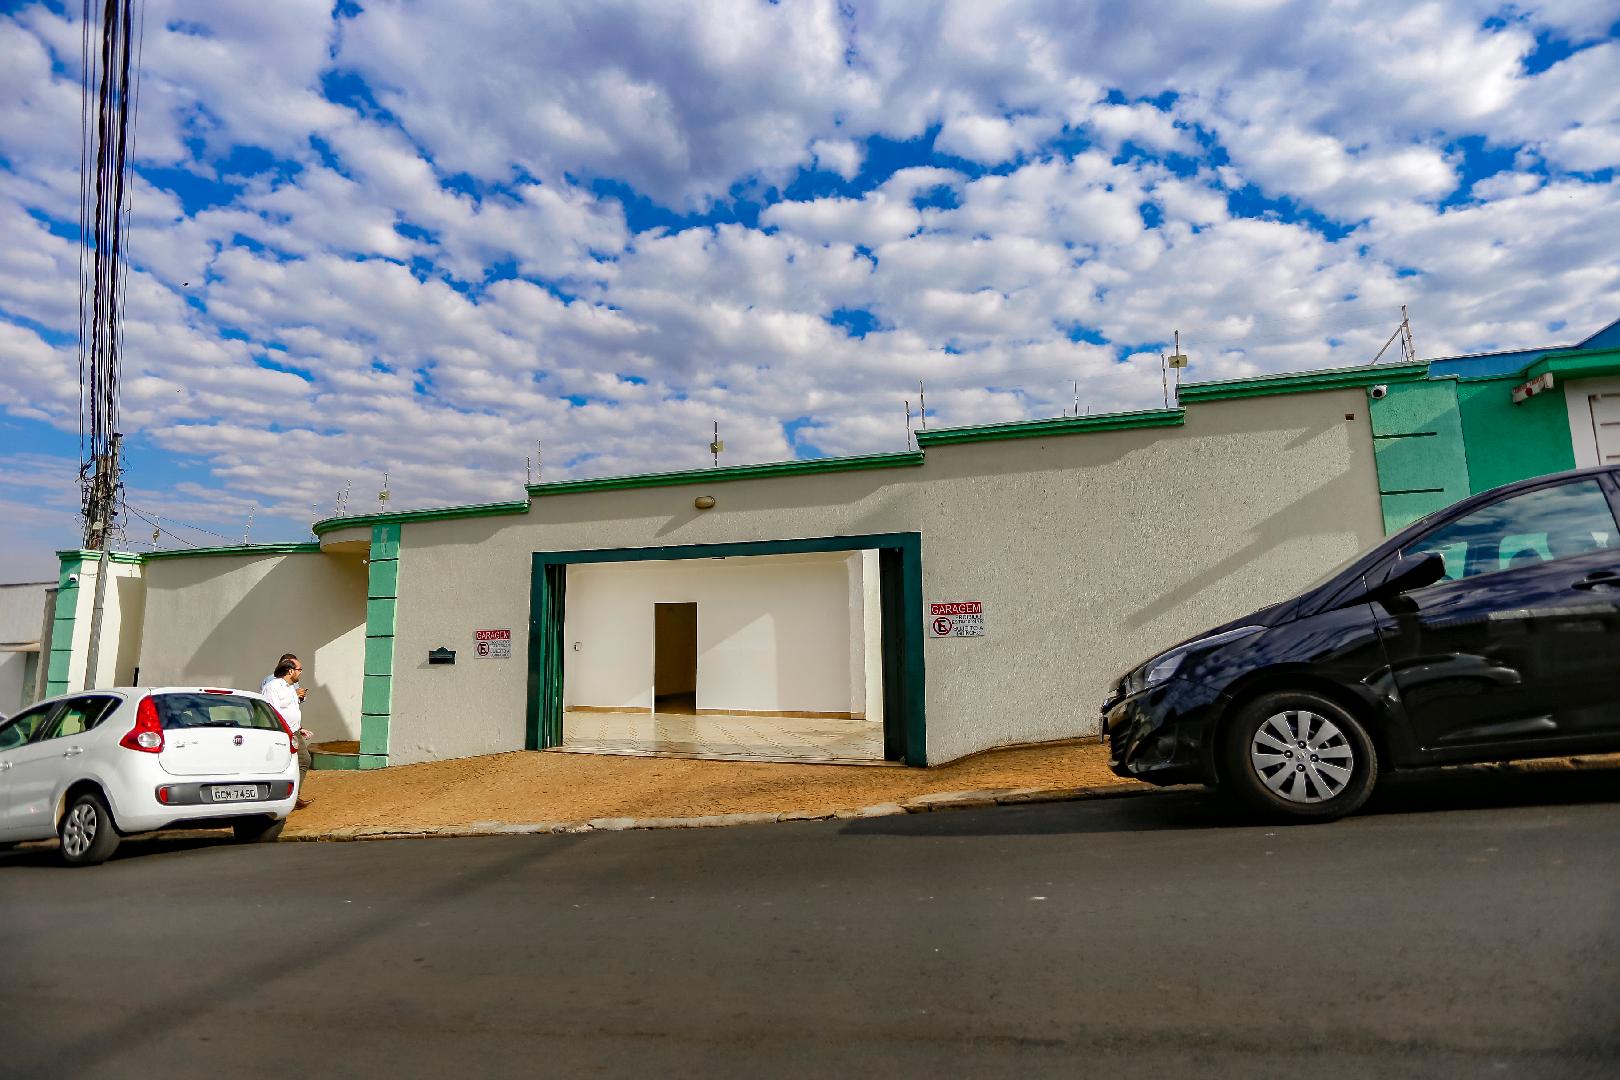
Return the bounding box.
[284,739,1140,839]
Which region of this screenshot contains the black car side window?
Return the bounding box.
[1401,479,1619,583]
[40,696,119,741]
[0,703,60,751]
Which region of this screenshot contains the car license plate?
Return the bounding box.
[210,784,261,803]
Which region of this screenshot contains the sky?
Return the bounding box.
[1,0,1618,581]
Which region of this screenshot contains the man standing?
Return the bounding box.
[262,655,312,809]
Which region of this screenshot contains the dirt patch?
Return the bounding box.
[285,740,1140,835]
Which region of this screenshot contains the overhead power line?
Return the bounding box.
[78,0,145,552]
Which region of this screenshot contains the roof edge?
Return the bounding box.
[1178,361,1430,403]
[140,542,323,562]
[915,407,1184,447]
[527,451,925,497]
[312,499,531,536]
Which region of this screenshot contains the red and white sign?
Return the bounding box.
[929,601,985,638]
[474,628,512,658]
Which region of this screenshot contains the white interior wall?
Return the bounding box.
[845,553,865,717]
[862,549,884,728]
[564,552,860,715]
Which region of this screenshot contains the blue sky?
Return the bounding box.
[1,0,1618,579]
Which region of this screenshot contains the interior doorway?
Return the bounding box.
[653,602,698,714]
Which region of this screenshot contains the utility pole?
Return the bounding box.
[78,0,142,689]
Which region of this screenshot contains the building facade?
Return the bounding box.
[44,320,1620,768]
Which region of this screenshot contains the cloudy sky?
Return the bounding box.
[1,1,1617,580]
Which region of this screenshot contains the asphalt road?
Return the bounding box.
[2,769,1617,1080]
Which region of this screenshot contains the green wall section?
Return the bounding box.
[44,554,84,696]
[360,523,400,768]
[1367,381,1472,533]
[1456,377,1575,494]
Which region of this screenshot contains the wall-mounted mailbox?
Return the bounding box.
[428,647,456,665]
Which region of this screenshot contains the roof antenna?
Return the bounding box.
[710,421,724,467]
[1071,380,1080,418]
[1160,352,1170,409]
[1372,306,1416,365]
[918,380,927,429]
[378,471,390,508]
[1167,330,1189,402]
[905,399,914,449]
[243,504,255,545]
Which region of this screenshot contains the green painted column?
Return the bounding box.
[1368,380,1472,533]
[359,524,400,769]
[44,553,84,697]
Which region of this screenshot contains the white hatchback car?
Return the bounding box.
[0,687,299,866]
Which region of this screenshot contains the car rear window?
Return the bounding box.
[152,693,286,732]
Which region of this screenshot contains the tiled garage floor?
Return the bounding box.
[562,709,887,764]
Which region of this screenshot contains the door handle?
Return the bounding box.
[1572,570,1620,590]
[62,746,85,757]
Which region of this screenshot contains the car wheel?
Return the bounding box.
[1221,690,1378,821]
[58,791,121,866]
[233,818,285,844]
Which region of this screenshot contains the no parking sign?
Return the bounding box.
[474,628,512,658]
[929,601,985,638]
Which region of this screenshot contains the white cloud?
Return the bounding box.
[0,0,1615,567]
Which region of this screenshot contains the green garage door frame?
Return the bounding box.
[526,532,927,766]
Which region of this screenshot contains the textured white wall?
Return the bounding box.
[0,653,28,714]
[563,553,856,714]
[136,553,367,743]
[0,581,48,713]
[347,389,1384,765]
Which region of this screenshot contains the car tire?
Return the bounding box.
[1221,690,1378,821]
[233,818,285,844]
[58,791,121,867]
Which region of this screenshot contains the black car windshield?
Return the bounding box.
[152,693,285,732]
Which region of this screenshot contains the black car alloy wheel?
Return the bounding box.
[1221,690,1378,820]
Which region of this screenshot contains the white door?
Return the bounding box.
[1590,393,1620,465]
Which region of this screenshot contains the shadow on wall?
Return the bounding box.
[1123,464,1373,632]
[152,555,367,741]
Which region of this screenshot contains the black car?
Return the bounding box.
[1102,465,1620,820]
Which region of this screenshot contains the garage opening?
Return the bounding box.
[528,534,925,766]
[653,602,698,713]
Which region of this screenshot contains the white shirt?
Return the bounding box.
[261,674,302,732]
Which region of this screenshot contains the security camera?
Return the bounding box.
[65,574,79,585]
[1369,384,1389,400]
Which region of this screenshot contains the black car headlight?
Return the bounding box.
[1138,625,1266,689]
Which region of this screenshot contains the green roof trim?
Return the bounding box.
[141,542,322,562]
[915,408,1184,447]
[527,451,925,496]
[1525,346,1620,383]
[1177,361,1430,403]
[54,549,144,565]
[312,499,531,536]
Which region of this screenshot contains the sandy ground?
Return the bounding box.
[284,740,1138,833]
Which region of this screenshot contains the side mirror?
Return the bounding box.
[1369,551,1446,602]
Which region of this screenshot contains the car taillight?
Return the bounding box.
[120,697,165,754]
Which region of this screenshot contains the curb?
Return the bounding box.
[282,782,1162,843]
[279,751,1620,844]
